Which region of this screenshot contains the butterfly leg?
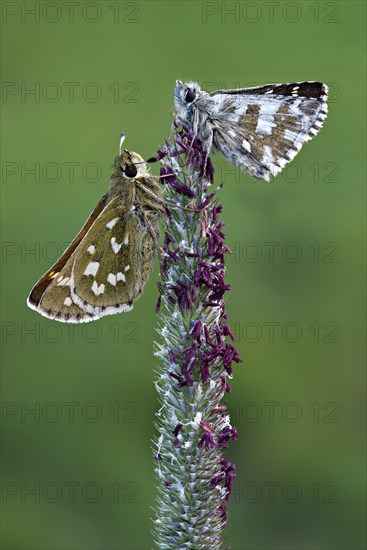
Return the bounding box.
[201,208,209,238]
[200,125,214,175]
[143,214,165,265]
[163,198,200,213]
[188,109,199,151]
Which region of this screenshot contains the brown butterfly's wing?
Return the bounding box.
[27,194,157,323]
[69,200,157,318]
[27,194,109,323]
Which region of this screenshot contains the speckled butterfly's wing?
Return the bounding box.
[27,194,156,323]
[209,81,328,181]
[69,198,156,320]
[27,193,110,322]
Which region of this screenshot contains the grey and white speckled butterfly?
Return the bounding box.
[27,136,165,323]
[174,80,328,181]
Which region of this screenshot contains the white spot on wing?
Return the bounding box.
[111,237,122,254]
[84,262,99,277]
[284,129,297,142]
[255,102,280,135]
[263,145,274,161]
[242,139,251,152]
[91,281,105,295]
[256,118,275,136]
[117,272,126,283]
[124,235,129,245]
[277,158,287,168]
[256,116,276,136]
[64,297,72,306]
[57,276,70,287]
[107,273,116,286]
[106,217,118,229]
[125,265,130,271]
[87,245,95,254]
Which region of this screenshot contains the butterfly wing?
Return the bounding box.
[69,199,156,319]
[27,194,157,323]
[208,81,328,181]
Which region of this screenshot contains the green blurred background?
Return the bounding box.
[1,1,366,549]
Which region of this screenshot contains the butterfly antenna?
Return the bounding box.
[131,157,158,166]
[119,133,126,155]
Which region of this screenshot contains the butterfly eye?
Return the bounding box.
[124,164,138,178]
[185,89,196,103]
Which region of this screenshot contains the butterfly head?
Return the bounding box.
[174,80,201,111]
[117,149,148,180]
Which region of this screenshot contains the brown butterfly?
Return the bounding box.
[27,137,165,323]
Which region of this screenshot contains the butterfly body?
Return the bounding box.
[174,80,328,181]
[27,150,165,323]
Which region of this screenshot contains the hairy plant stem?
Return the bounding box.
[153,123,241,549]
